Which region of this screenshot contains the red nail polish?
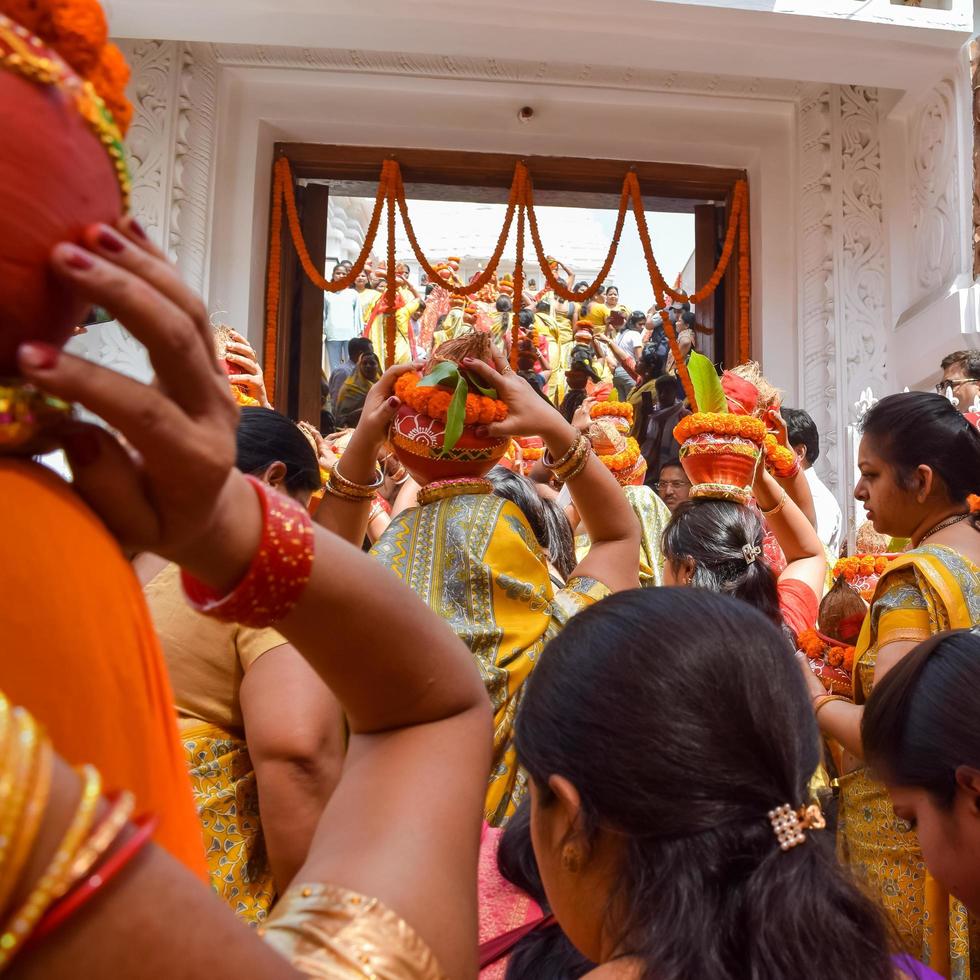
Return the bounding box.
[63,430,101,467]
[18,342,59,371]
[96,226,126,253]
[127,218,148,240]
[60,245,94,271]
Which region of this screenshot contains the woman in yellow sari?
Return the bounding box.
[322,356,640,826]
[139,407,346,923]
[801,392,980,977]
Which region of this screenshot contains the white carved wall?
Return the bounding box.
[106,37,975,517]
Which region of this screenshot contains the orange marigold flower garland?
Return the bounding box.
[798,629,855,690]
[833,555,892,581]
[763,434,800,479]
[48,0,107,76]
[394,372,508,426]
[969,494,980,512]
[596,437,641,473]
[737,181,751,362]
[674,412,766,444]
[591,401,634,422]
[86,41,131,133]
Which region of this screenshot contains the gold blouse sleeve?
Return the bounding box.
[260,883,448,980]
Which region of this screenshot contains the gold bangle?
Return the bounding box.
[557,436,592,482]
[62,791,135,890]
[761,489,788,517]
[813,694,851,718]
[0,705,35,912]
[0,737,52,917]
[543,433,582,472]
[545,433,589,482]
[0,765,102,967]
[561,444,593,483]
[325,463,384,501]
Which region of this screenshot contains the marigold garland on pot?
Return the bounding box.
[596,437,641,473]
[674,412,766,444]
[833,555,893,581]
[590,401,633,422]
[798,629,855,693]
[394,372,508,425]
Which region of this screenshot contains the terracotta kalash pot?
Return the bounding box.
[0,7,132,375]
[587,401,646,487]
[390,333,511,485]
[672,352,767,505]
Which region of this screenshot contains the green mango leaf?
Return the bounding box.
[417,360,459,388]
[460,368,498,400]
[687,351,727,415]
[442,373,469,456]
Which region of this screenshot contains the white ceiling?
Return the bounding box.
[107,0,973,91]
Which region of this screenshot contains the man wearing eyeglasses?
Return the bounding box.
[937,350,980,414]
[654,461,691,514]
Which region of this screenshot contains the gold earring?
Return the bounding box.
[561,844,582,874]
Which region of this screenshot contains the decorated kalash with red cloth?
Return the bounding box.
[0,0,213,926]
[373,332,601,824]
[672,353,768,504]
[712,361,798,573]
[575,395,671,588]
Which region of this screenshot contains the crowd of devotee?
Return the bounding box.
[2,1,980,977]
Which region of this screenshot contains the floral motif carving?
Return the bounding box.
[909,79,958,300]
[797,85,838,492]
[839,85,887,417]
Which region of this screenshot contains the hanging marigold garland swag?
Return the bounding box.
[264,155,752,404]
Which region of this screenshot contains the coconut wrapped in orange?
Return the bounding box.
[674,353,765,505]
[390,332,511,485]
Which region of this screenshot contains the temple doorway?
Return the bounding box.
[264,144,747,422]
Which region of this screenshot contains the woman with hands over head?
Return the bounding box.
[341,346,640,826]
[6,218,491,979]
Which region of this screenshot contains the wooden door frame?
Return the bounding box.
[267,142,748,418]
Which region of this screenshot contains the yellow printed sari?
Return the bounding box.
[182,723,276,924]
[839,545,980,978]
[371,492,609,825]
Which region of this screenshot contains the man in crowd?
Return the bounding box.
[323,261,359,377]
[654,460,691,513]
[639,374,688,484]
[783,407,842,555]
[937,349,980,414]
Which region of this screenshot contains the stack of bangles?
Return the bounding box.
[0,702,157,967]
[543,433,593,484]
[812,693,851,717]
[323,464,386,503]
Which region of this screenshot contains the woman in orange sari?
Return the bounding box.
[801,392,980,977]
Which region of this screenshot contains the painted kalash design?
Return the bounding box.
[391,333,511,486]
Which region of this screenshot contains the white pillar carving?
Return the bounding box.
[798,84,888,514]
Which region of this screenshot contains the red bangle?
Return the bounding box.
[25,814,158,950]
[181,475,315,628]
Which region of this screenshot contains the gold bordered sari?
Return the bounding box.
[371,493,609,825]
[839,545,980,978]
